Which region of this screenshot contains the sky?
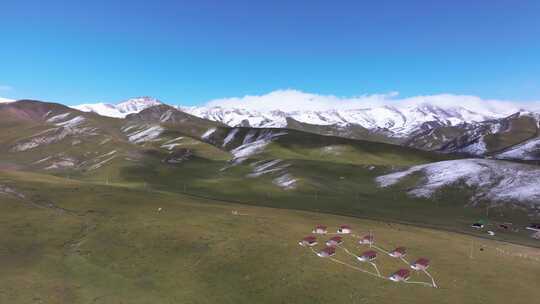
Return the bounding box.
[1,0,539,107]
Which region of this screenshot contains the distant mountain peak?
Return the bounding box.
[73,96,162,118]
[118,96,162,106]
[116,96,162,113]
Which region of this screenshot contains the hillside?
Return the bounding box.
[1,100,539,248]
[1,170,539,303]
[406,112,540,160]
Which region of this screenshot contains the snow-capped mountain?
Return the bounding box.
[73,97,162,118]
[182,103,499,137]
[72,95,540,160]
[74,96,523,138]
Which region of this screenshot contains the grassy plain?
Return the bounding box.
[0,170,539,303]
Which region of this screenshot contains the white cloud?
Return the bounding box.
[205,89,540,115]
[0,97,14,103]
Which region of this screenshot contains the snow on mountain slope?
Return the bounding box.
[182,107,287,128]
[73,93,536,141]
[124,125,164,143]
[229,129,288,162]
[184,103,497,137]
[496,137,540,160]
[74,97,162,118]
[376,159,540,206]
[10,111,98,152]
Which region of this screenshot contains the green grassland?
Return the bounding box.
[113,155,539,248]
[0,170,538,303]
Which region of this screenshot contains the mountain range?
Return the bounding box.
[70,96,540,161]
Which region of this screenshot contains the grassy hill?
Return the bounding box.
[2,100,538,248]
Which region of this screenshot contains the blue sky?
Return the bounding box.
[1,0,539,106]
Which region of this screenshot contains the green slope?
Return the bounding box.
[1,100,537,249]
[1,170,539,304]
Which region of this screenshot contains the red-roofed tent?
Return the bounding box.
[317,246,336,257]
[389,268,410,282]
[411,258,430,270]
[338,225,352,234]
[389,246,407,258]
[357,250,377,262]
[326,235,343,246]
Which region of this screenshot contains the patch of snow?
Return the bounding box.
[55,116,86,128]
[230,130,287,161]
[247,159,290,178]
[163,136,184,145]
[33,156,52,164]
[496,137,540,160]
[121,125,137,132]
[376,159,540,205]
[458,137,487,155]
[201,128,216,140]
[273,174,297,190]
[88,155,116,171]
[44,159,76,170]
[161,143,182,150]
[99,137,112,145]
[96,150,117,159]
[223,128,240,147]
[11,126,99,152]
[127,125,164,143]
[46,112,71,123]
[231,141,268,160]
[160,110,174,122]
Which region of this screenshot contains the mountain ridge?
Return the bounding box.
[74,96,536,138]
[73,96,163,118]
[0,96,528,162]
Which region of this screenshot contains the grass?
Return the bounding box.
[110,156,539,248]
[0,169,539,303]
